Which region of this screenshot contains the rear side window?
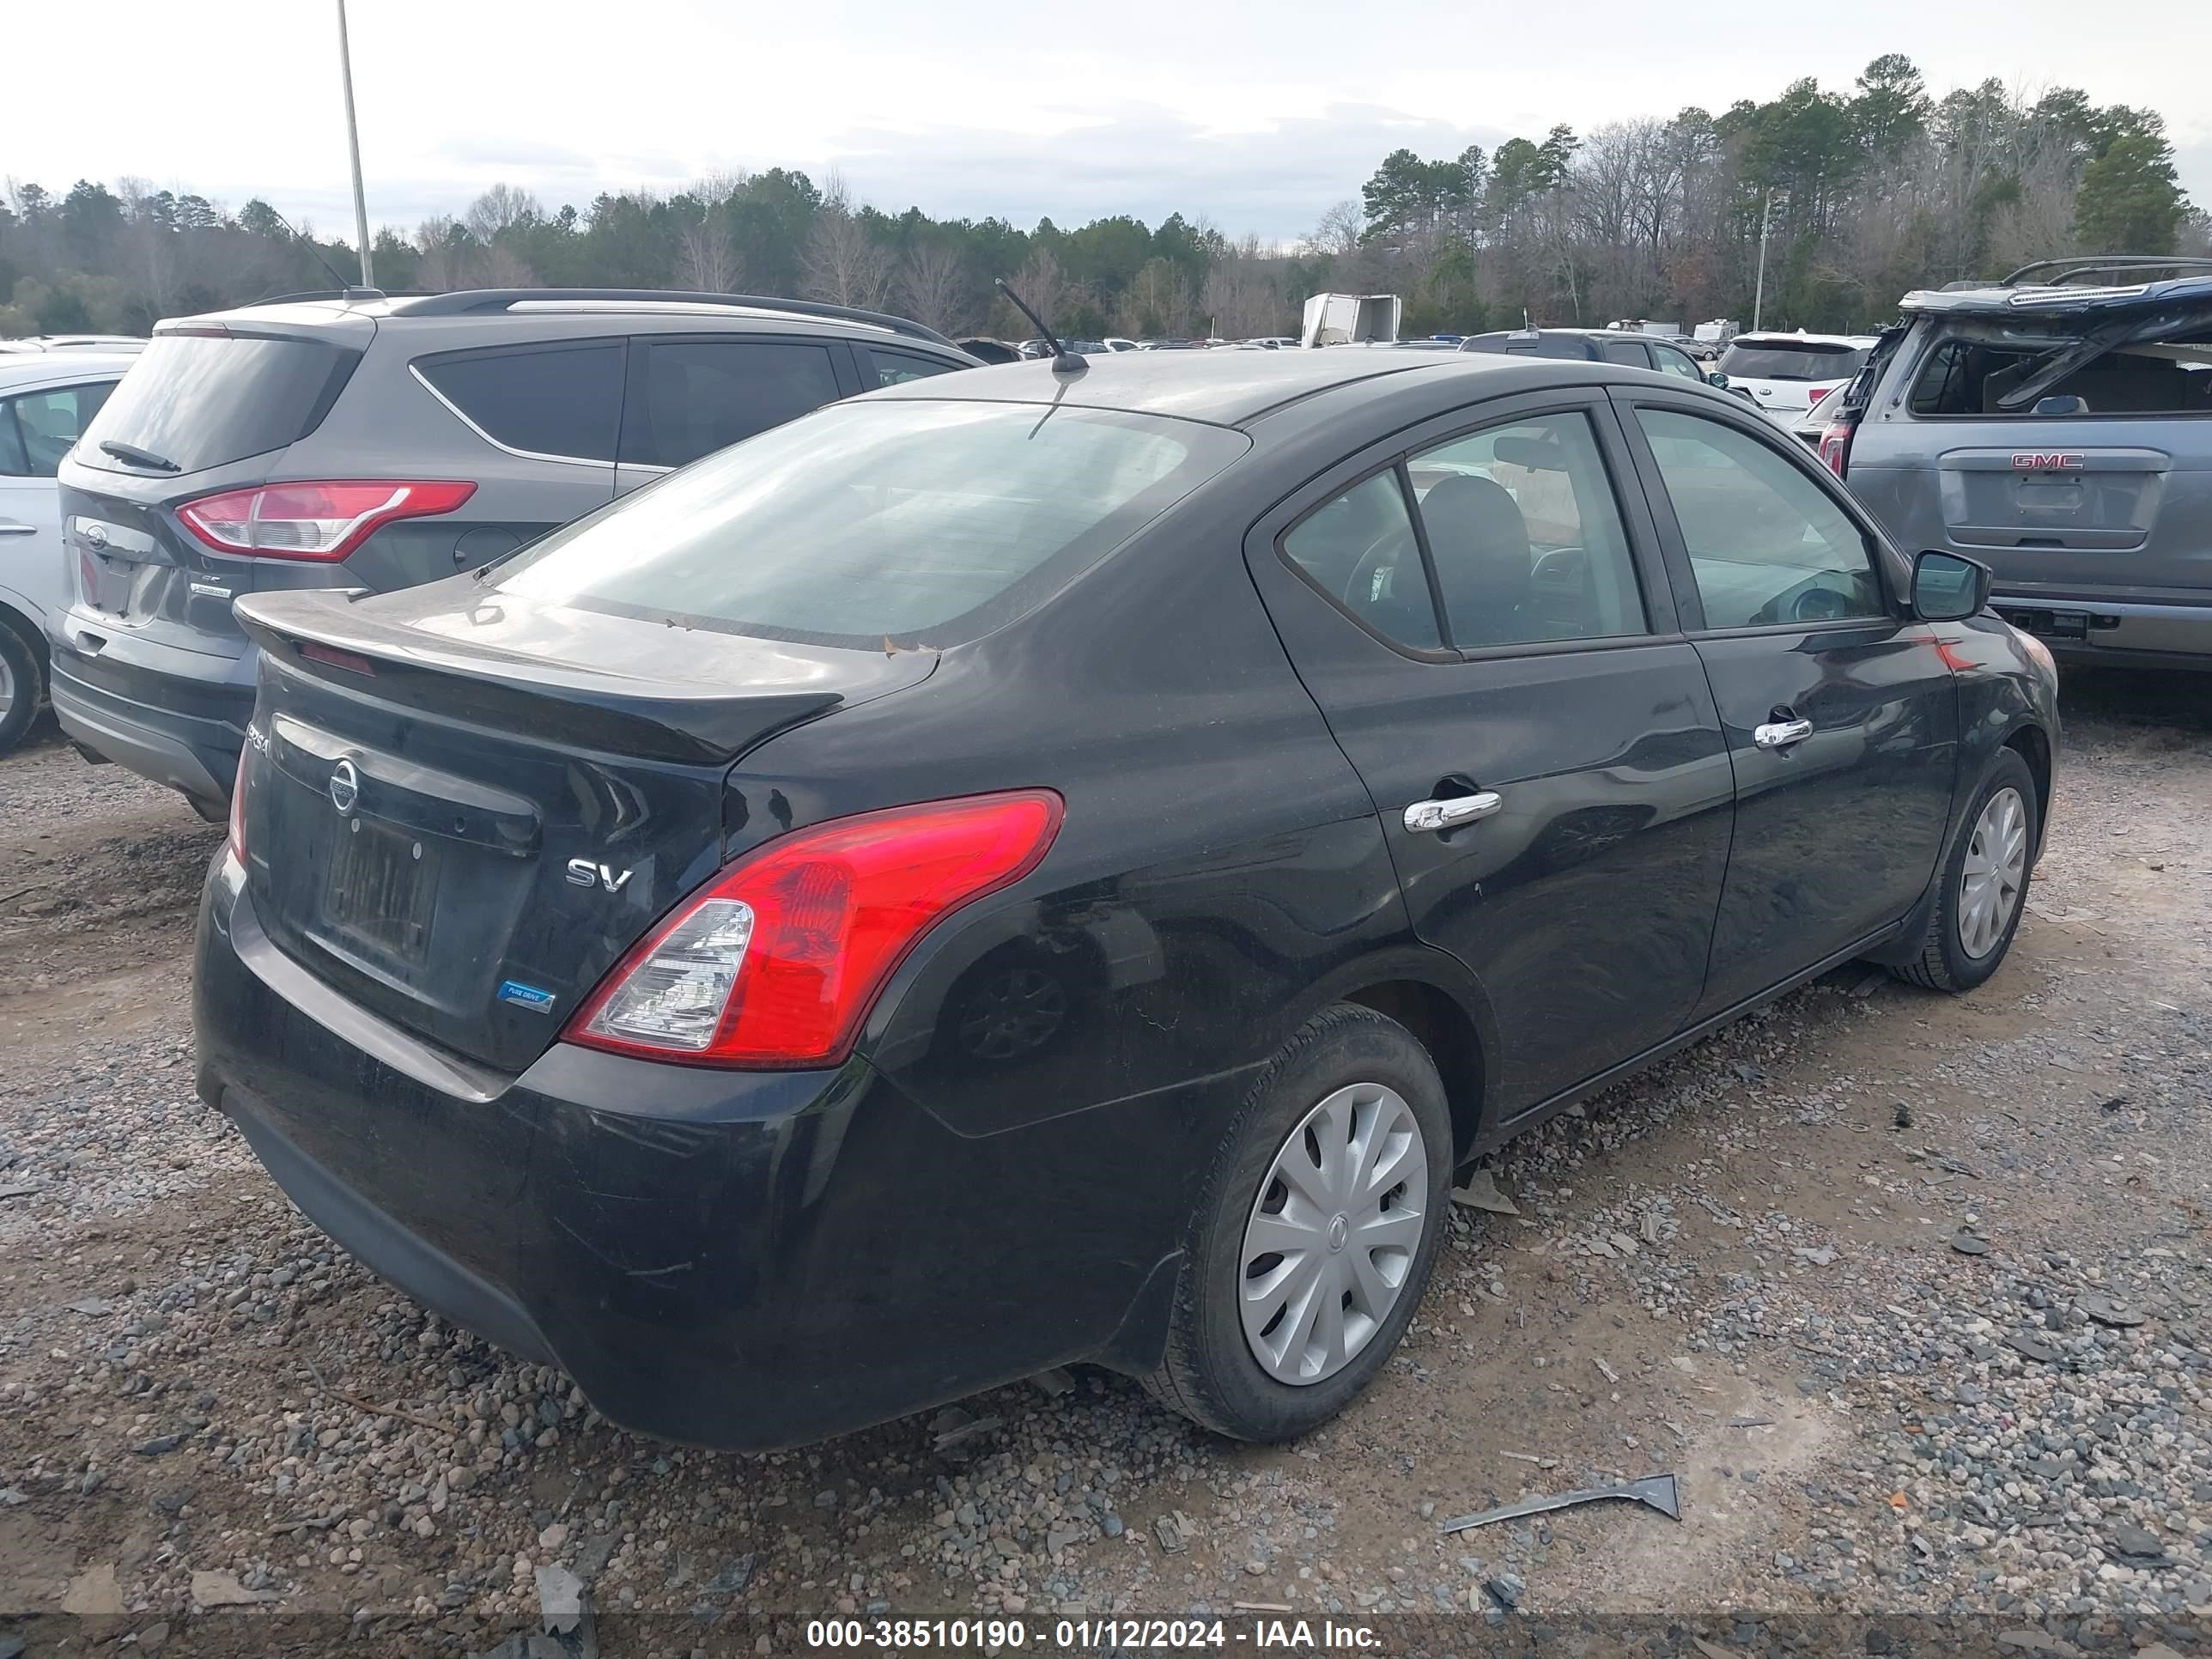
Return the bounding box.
[629,339,844,468]
[868,348,961,387]
[1281,471,1438,650]
[416,343,625,464]
[1717,342,1866,381]
[495,400,1247,647]
[2,382,117,477]
[77,334,356,474]
[1601,339,1651,368]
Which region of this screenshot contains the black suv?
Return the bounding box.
[52,289,975,818]
[197,348,2057,1449]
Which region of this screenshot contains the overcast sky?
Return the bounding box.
[10,0,2208,246]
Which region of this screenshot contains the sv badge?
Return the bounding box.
[565,859,634,893]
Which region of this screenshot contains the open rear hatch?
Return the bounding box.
[233,584,936,1073]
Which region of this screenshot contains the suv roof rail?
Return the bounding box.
[384,288,957,348]
[2001,256,2212,287]
[249,287,393,306]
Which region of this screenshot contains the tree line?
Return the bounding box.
[3,55,2203,344]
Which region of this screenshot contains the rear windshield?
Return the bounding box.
[1718,342,1867,381]
[76,331,357,475]
[1909,333,2212,417]
[494,399,1249,647]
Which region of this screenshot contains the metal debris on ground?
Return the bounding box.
[929,1408,1002,1451]
[1154,1511,1194,1553]
[1449,1168,1520,1216]
[1029,1366,1076,1398]
[1726,1416,1776,1429]
[1439,1472,1680,1535]
[536,1563,585,1632]
[1950,1232,1990,1256]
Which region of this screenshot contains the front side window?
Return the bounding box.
[417,343,625,464]
[1636,409,1884,629]
[1280,471,1437,650]
[495,400,1246,647]
[1652,345,1705,382]
[634,340,843,468]
[2,382,116,477]
[1407,412,1644,646]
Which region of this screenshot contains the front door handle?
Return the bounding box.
[1753,718,1814,750]
[0,520,39,537]
[1404,792,1504,833]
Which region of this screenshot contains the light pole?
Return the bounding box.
[337,0,374,288]
[1752,189,1774,332]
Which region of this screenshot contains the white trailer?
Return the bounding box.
[1300,293,1401,349]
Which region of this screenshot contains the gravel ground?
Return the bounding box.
[1,673,2207,1658]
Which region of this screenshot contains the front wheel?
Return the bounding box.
[1144,1003,1451,1441]
[1891,746,2038,993]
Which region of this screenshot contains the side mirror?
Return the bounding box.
[1911,550,1992,622]
[1706,370,1729,389]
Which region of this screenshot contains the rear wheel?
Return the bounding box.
[1891,747,2037,993]
[0,623,42,757]
[1145,1003,1451,1441]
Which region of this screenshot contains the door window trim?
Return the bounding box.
[1261,387,1685,662]
[1607,387,1909,637]
[410,338,630,470]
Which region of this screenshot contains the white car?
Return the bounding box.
[0,350,142,753]
[1714,332,1878,433]
[1101,337,1141,353]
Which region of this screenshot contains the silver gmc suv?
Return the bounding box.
[1819,256,2212,671]
[51,289,975,817]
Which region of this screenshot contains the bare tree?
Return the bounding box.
[675,172,745,293]
[898,239,969,332]
[802,179,891,311]
[465,184,542,243]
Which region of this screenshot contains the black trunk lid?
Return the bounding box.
[234,581,936,1072]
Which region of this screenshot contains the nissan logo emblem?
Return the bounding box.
[328,758,361,817]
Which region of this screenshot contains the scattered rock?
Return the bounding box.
[60,1563,124,1616]
[191,1570,275,1609]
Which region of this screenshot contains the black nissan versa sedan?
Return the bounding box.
[195,348,2058,1450]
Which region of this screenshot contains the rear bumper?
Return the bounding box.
[1992,595,2212,671]
[47,633,253,805]
[193,856,1179,1450]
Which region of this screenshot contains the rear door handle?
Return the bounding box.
[1753,718,1814,750]
[1404,792,1504,833]
[0,520,38,537]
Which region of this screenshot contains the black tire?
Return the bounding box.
[1890,746,2038,993]
[0,621,42,757]
[1144,1002,1452,1441]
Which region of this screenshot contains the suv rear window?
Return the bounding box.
[76,332,356,475]
[1909,335,2212,416]
[495,400,1248,647]
[1718,342,1867,381]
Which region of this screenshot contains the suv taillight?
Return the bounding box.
[1806,386,1832,408]
[228,746,249,866]
[563,791,1065,1068]
[1816,419,1856,479]
[177,480,477,562]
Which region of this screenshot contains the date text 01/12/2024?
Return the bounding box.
[803,1616,1387,1650]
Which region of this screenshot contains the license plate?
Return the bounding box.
[324,823,439,969]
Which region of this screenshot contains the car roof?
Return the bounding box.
[1726,331,1879,348]
[1899,274,2212,319]
[0,351,142,390]
[865,349,1617,428]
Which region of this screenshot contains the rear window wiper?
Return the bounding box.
[98,440,181,472]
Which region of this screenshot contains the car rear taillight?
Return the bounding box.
[228,746,248,866]
[563,790,1065,1068]
[1816,419,1856,479]
[1806,386,1832,407]
[177,480,477,562]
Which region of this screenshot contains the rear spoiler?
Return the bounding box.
[235,589,929,768]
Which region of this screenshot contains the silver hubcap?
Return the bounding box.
[1239,1082,1429,1387]
[0,651,14,720]
[1959,786,2027,959]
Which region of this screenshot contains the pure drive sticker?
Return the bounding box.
[497,981,557,1014]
